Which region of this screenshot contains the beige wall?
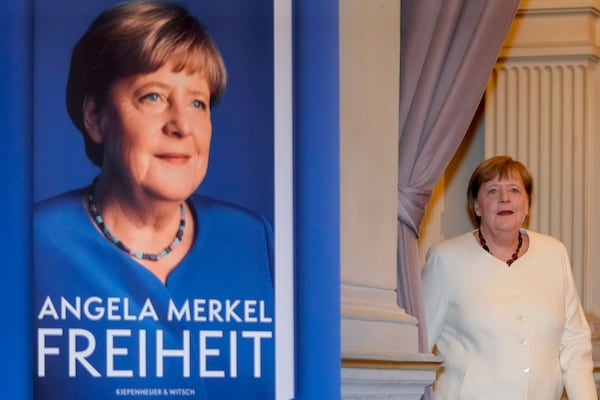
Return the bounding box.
[340,0,400,290]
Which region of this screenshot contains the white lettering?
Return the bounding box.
[106,329,133,377]
[225,300,242,322]
[156,329,190,377]
[244,300,257,322]
[230,331,237,378]
[193,299,206,321]
[139,329,147,377]
[37,328,62,376]
[123,298,137,321]
[83,297,104,321]
[68,328,101,377]
[168,300,190,322]
[107,297,120,321]
[242,331,272,378]
[199,330,224,377]
[37,297,271,323]
[139,298,159,321]
[61,296,81,320]
[36,328,272,378]
[37,297,59,320]
[209,300,223,322]
[260,300,273,323]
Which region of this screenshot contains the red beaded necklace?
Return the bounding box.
[478,229,523,266]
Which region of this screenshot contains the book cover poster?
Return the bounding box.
[32,1,280,399]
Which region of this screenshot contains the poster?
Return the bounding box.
[31,1,294,399]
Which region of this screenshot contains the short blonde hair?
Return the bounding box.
[467,155,533,225]
[66,0,227,166]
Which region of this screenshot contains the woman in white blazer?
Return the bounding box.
[422,155,597,399]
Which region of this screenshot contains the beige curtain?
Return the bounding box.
[397,0,520,351]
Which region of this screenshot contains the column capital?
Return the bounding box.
[500,0,600,60]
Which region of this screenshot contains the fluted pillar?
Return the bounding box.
[485,0,600,318]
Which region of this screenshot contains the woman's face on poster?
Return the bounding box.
[85,57,213,202]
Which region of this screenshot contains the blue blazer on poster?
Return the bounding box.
[34,192,274,399]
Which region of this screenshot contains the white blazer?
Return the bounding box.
[422,229,597,400]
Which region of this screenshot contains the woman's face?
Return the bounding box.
[473,170,529,233]
[88,58,212,203]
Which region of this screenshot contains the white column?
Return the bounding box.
[340,0,440,398]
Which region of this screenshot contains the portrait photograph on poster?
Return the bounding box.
[31,1,294,399]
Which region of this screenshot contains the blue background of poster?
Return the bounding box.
[0,0,340,398]
[33,0,274,224]
[1,0,33,398]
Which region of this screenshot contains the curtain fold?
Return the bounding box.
[397,0,520,352]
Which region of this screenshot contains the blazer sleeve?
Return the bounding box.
[421,245,450,353]
[559,244,598,399]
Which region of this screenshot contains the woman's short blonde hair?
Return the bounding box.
[467,155,534,225]
[66,0,227,166]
